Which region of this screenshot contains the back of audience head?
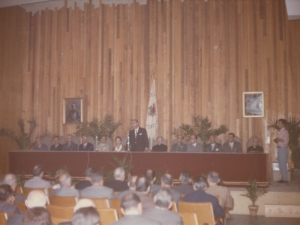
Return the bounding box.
[55,169,67,182]
[179,171,192,184]
[128,176,137,190]
[145,169,156,184]
[161,173,173,188]
[0,184,14,203]
[193,176,208,191]
[72,207,100,225]
[3,173,18,192]
[114,167,125,181]
[33,165,44,177]
[85,167,96,179]
[121,193,142,215]
[153,188,173,210]
[135,175,150,193]
[22,207,52,225]
[207,171,220,185]
[25,190,47,208]
[91,172,103,185]
[59,172,72,188]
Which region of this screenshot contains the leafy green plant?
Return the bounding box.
[0,119,37,150]
[16,173,25,188]
[74,115,122,139]
[173,116,228,151]
[241,179,268,206]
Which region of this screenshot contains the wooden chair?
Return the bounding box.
[0,212,7,224]
[16,186,23,194]
[15,201,27,212]
[178,202,215,225]
[178,212,198,225]
[46,205,73,224]
[110,198,122,218]
[171,201,178,212]
[96,208,118,225]
[83,198,109,209]
[49,195,77,207]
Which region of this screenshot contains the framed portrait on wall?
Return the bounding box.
[243,92,264,117]
[63,98,83,124]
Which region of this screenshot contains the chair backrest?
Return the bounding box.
[83,198,109,209]
[46,205,73,224]
[96,208,118,225]
[15,201,27,213]
[0,212,7,224]
[110,198,122,218]
[178,212,198,225]
[16,186,23,194]
[171,201,178,212]
[22,187,47,199]
[49,195,77,207]
[178,202,215,225]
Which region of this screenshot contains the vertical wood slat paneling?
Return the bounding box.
[1,0,300,174]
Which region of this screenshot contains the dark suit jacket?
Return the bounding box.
[247,145,264,153]
[6,213,23,225]
[136,192,155,211]
[104,180,129,192]
[152,144,167,152]
[129,127,149,151]
[33,143,48,151]
[170,143,187,152]
[172,183,194,195]
[0,202,21,216]
[62,142,78,151]
[143,207,183,225]
[78,142,94,151]
[223,141,242,153]
[110,214,161,225]
[80,185,114,199]
[206,143,223,152]
[187,142,203,152]
[50,144,63,151]
[183,189,225,218]
[75,180,92,190]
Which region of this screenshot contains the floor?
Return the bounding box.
[227,214,300,225]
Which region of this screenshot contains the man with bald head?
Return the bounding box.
[24,165,51,189]
[6,190,48,225]
[105,167,129,192]
[51,172,80,198]
[3,173,25,203]
[247,137,264,153]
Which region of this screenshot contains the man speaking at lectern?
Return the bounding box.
[129,119,149,152]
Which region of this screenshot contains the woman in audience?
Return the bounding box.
[71,207,100,225]
[22,207,52,225]
[114,136,125,152]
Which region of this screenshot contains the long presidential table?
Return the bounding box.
[9,151,268,185]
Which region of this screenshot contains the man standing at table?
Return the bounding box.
[129,119,149,152]
[274,119,289,183]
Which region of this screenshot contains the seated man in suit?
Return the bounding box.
[223,133,242,153]
[62,134,78,151]
[111,193,161,225]
[24,165,51,189]
[129,119,149,152]
[183,176,225,219]
[152,136,167,152]
[51,172,80,198]
[187,134,203,152]
[50,135,63,151]
[33,136,48,151]
[172,171,194,195]
[78,134,94,151]
[135,175,155,211]
[170,135,187,152]
[75,167,95,191]
[80,172,114,199]
[104,167,129,192]
[152,173,181,203]
[117,176,138,200]
[0,184,21,216]
[144,188,183,225]
[3,173,25,203]
[146,169,161,195]
[98,136,110,152]
[247,137,264,153]
[206,134,223,152]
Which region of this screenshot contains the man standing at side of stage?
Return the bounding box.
[274,119,289,183]
[129,119,149,152]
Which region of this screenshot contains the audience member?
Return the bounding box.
[114,136,125,152]
[3,173,25,202]
[0,184,21,216]
[22,207,52,225]
[144,188,183,225]
[75,167,95,190]
[24,165,51,189]
[183,176,225,218]
[145,169,161,195]
[187,135,203,152]
[105,167,129,192]
[52,169,68,189]
[33,137,48,151]
[98,136,110,152]
[135,175,155,211]
[247,137,264,153]
[152,136,167,152]
[172,171,194,195]
[51,172,80,198]
[110,193,161,225]
[78,134,94,151]
[80,172,114,199]
[206,135,223,152]
[62,134,78,151]
[223,133,242,153]
[170,135,187,152]
[71,207,100,225]
[50,136,63,151]
[117,176,138,199]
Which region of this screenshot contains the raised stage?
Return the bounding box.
[9,151,268,185]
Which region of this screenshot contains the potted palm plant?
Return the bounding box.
[241,179,268,216]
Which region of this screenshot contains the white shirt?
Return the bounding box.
[211,143,215,149]
[229,142,234,149]
[193,143,197,147]
[114,145,123,152]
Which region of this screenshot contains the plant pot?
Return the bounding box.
[249,205,259,217]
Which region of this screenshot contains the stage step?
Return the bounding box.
[265,205,300,218]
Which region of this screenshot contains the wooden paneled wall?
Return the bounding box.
[1,0,300,174]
